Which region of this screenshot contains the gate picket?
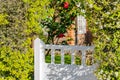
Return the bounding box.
[34,38,97,80]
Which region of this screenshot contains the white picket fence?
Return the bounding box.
[34,38,97,80]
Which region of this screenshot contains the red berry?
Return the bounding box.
[63,2,69,9]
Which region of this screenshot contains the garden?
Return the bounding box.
[0,0,120,80]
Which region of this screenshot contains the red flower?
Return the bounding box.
[63,2,69,9]
[57,33,65,38]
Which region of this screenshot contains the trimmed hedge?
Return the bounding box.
[0,46,34,80]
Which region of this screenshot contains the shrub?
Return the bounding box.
[0,46,34,80]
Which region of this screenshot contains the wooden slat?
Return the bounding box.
[81,50,86,66]
[45,44,94,51]
[51,49,55,64]
[71,50,75,64]
[61,49,64,64]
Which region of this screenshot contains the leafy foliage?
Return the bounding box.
[0,0,53,79]
[0,0,120,79]
[0,46,34,80]
[0,14,9,25]
[41,0,86,44]
[0,0,53,51]
[42,0,120,79]
[84,0,120,79]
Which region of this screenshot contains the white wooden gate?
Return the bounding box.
[34,38,97,80]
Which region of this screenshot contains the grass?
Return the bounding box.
[45,54,81,65]
[45,52,94,65]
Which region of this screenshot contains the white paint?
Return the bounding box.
[61,49,64,64]
[81,50,86,66]
[71,50,75,64]
[34,38,97,80]
[77,15,86,34]
[34,38,46,80]
[51,49,55,64]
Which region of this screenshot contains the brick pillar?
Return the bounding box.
[78,34,85,45]
[66,24,75,45]
[66,24,86,45]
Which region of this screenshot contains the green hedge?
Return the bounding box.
[0,46,34,80]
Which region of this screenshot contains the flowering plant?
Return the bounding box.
[41,0,85,44]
